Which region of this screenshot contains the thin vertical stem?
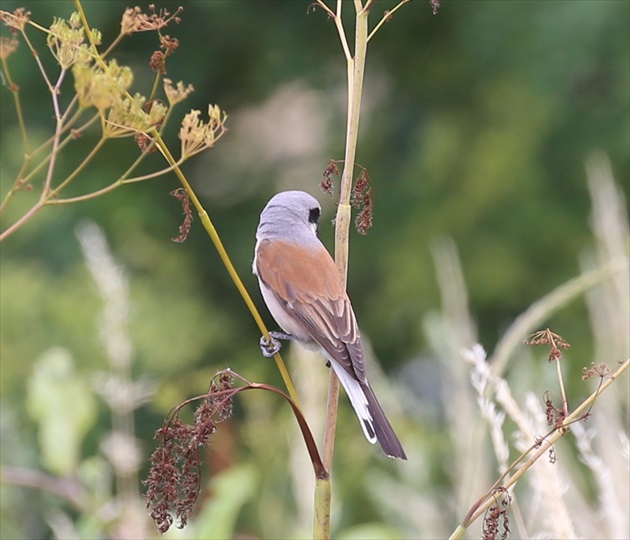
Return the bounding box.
[43,68,68,195]
[322,0,370,474]
[314,4,372,539]
[152,135,302,409]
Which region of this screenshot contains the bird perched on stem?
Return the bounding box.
[253,190,406,460]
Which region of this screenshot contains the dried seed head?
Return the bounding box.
[0,8,31,31]
[121,5,183,35]
[160,34,179,53]
[164,78,195,105]
[524,329,570,362]
[0,36,18,60]
[581,362,611,380]
[150,50,165,73]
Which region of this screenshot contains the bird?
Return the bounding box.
[253,190,406,460]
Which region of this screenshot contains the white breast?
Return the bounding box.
[257,279,312,343]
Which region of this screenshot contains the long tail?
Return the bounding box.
[331,362,407,460]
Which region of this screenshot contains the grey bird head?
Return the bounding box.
[256,190,321,245]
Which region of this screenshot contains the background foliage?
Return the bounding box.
[1,1,628,539]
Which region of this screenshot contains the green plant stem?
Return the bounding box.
[556,356,569,418]
[50,159,186,204]
[313,478,332,540]
[152,136,302,408]
[24,105,92,170]
[48,104,178,205]
[48,136,107,197]
[51,127,180,204]
[101,31,126,60]
[449,357,630,540]
[0,64,89,216]
[313,4,372,540]
[0,135,107,242]
[0,201,46,242]
[0,34,45,215]
[19,25,54,92]
[366,0,410,42]
[74,0,105,68]
[43,70,69,195]
[323,0,370,476]
[5,111,98,200]
[1,57,29,153]
[148,70,163,103]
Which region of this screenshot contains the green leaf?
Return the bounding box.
[184,464,257,540]
[26,347,98,475]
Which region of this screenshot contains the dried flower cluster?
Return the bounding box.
[29,6,199,143]
[524,328,571,362]
[106,93,167,139]
[581,362,611,380]
[73,54,166,139]
[150,34,180,74]
[352,168,373,235]
[47,11,97,69]
[144,371,234,533]
[0,7,31,31]
[0,35,18,60]
[482,488,511,540]
[163,78,195,106]
[120,4,183,35]
[73,59,133,111]
[179,105,228,158]
[317,160,374,233]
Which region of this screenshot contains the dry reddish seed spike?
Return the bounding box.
[482,487,511,540]
[170,187,193,243]
[355,191,373,235]
[321,159,340,195]
[144,371,235,532]
[349,167,373,234]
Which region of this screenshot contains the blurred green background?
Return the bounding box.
[1,1,628,539]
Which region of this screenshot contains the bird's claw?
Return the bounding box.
[260,335,282,357]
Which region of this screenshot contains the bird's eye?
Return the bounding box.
[308,207,320,224]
